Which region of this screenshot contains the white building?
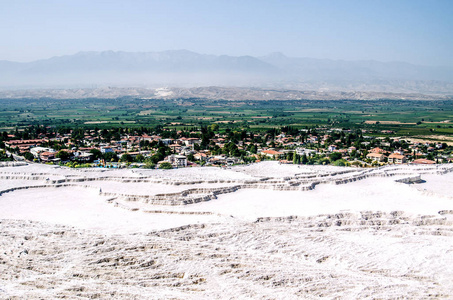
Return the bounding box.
[167,155,187,168]
[296,148,316,156]
[30,147,55,158]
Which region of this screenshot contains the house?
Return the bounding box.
[296,148,316,156]
[166,155,187,168]
[393,149,405,155]
[40,151,56,162]
[412,158,436,165]
[260,150,284,159]
[141,134,153,142]
[30,147,55,158]
[366,153,385,162]
[226,157,239,166]
[184,138,200,146]
[388,153,407,164]
[194,152,207,161]
[100,147,114,154]
[5,139,44,148]
[178,147,194,155]
[348,146,357,153]
[370,147,384,154]
[169,144,182,153]
[74,151,93,162]
[160,138,174,145]
[328,145,337,152]
[121,151,149,159]
[208,157,226,165]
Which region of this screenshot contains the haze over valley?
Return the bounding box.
[1,50,452,96]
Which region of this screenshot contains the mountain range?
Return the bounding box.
[1,50,452,95]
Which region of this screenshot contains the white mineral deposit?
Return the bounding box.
[1,161,452,299]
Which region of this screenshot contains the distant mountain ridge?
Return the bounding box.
[260,52,453,82]
[0,50,452,94]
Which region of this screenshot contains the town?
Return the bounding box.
[1,124,452,168]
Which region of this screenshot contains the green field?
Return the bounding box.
[1,98,453,139]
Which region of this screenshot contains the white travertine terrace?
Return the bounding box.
[0,161,452,298]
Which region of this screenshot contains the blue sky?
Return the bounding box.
[1,0,452,66]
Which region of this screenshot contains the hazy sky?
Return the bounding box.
[1,0,452,66]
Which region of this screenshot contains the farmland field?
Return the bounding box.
[1,98,453,139]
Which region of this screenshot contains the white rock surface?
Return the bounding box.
[0,162,452,299]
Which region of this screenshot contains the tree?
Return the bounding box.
[333,159,349,167]
[209,123,219,132]
[301,153,308,164]
[293,153,298,164]
[159,162,173,169]
[329,152,342,162]
[223,142,239,156]
[143,158,155,169]
[90,149,103,160]
[135,154,145,163]
[0,150,12,161]
[150,152,165,164]
[56,150,71,161]
[232,148,241,157]
[103,152,118,162]
[187,153,195,162]
[120,153,134,163]
[318,158,330,165]
[351,161,361,167]
[248,144,257,154]
[22,152,34,161]
[286,152,292,161]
